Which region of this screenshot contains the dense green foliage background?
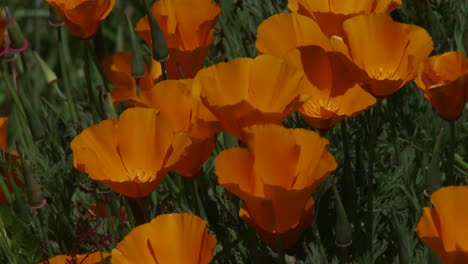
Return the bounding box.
[0,0,466,263]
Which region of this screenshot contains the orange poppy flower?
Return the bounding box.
[215,124,337,249]
[135,0,221,79]
[39,252,110,264]
[0,12,7,56]
[340,13,433,98]
[288,0,402,37]
[134,79,221,177]
[414,51,468,121]
[45,0,116,40]
[256,13,329,57]
[112,213,217,264]
[193,55,311,138]
[0,117,8,151]
[103,51,162,103]
[283,46,376,130]
[415,186,468,263]
[70,107,191,199]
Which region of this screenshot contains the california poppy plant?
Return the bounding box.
[45,0,116,39]
[215,124,337,249]
[193,55,311,138]
[103,51,161,103]
[414,51,468,121]
[288,0,402,37]
[285,46,376,130]
[134,79,221,177]
[135,0,221,79]
[415,186,468,263]
[340,13,433,98]
[112,213,217,264]
[39,252,110,264]
[70,107,191,199]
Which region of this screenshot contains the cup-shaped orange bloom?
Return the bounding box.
[112,213,217,264]
[70,108,191,199]
[256,13,329,57]
[194,55,311,138]
[134,79,221,177]
[415,186,468,263]
[45,0,116,39]
[340,13,433,98]
[103,51,162,103]
[288,0,401,37]
[284,46,376,130]
[135,0,221,79]
[414,51,468,121]
[215,124,337,249]
[39,252,110,264]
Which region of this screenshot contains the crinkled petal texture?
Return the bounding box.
[134,79,221,177]
[39,252,110,264]
[288,0,402,37]
[135,0,220,79]
[283,46,376,130]
[256,13,330,56]
[341,13,433,98]
[215,124,337,249]
[194,55,311,138]
[414,51,468,121]
[415,186,468,263]
[103,51,162,103]
[70,108,191,199]
[45,0,115,39]
[112,213,217,264]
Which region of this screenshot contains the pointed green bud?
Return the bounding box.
[33,52,58,86]
[19,92,47,141]
[19,153,45,209]
[48,5,63,27]
[126,14,145,78]
[425,128,444,196]
[332,183,352,247]
[142,0,169,62]
[5,8,28,52]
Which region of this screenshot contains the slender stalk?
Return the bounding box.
[84,40,106,121]
[128,199,148,226]
[340,119,356,220]
[276,236,286,264]
[1,63,27,119]
[57,27,79,126]
[446,121,456,185]
[192,178,207,220]
[366,99,382,260]
[86,41,110,92]
[160,61,167,80]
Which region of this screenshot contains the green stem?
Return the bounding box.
[192,178,207,220]
[84,40,106,121]
[160,61,167,80]
[276,236,286,264]
[446,121,456,185]
[128,198,148,226]
[366,99,382,260]
[340,119,356,220]
[1,64,27,119]
[86,41,110,93]
[57,28,79,126]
